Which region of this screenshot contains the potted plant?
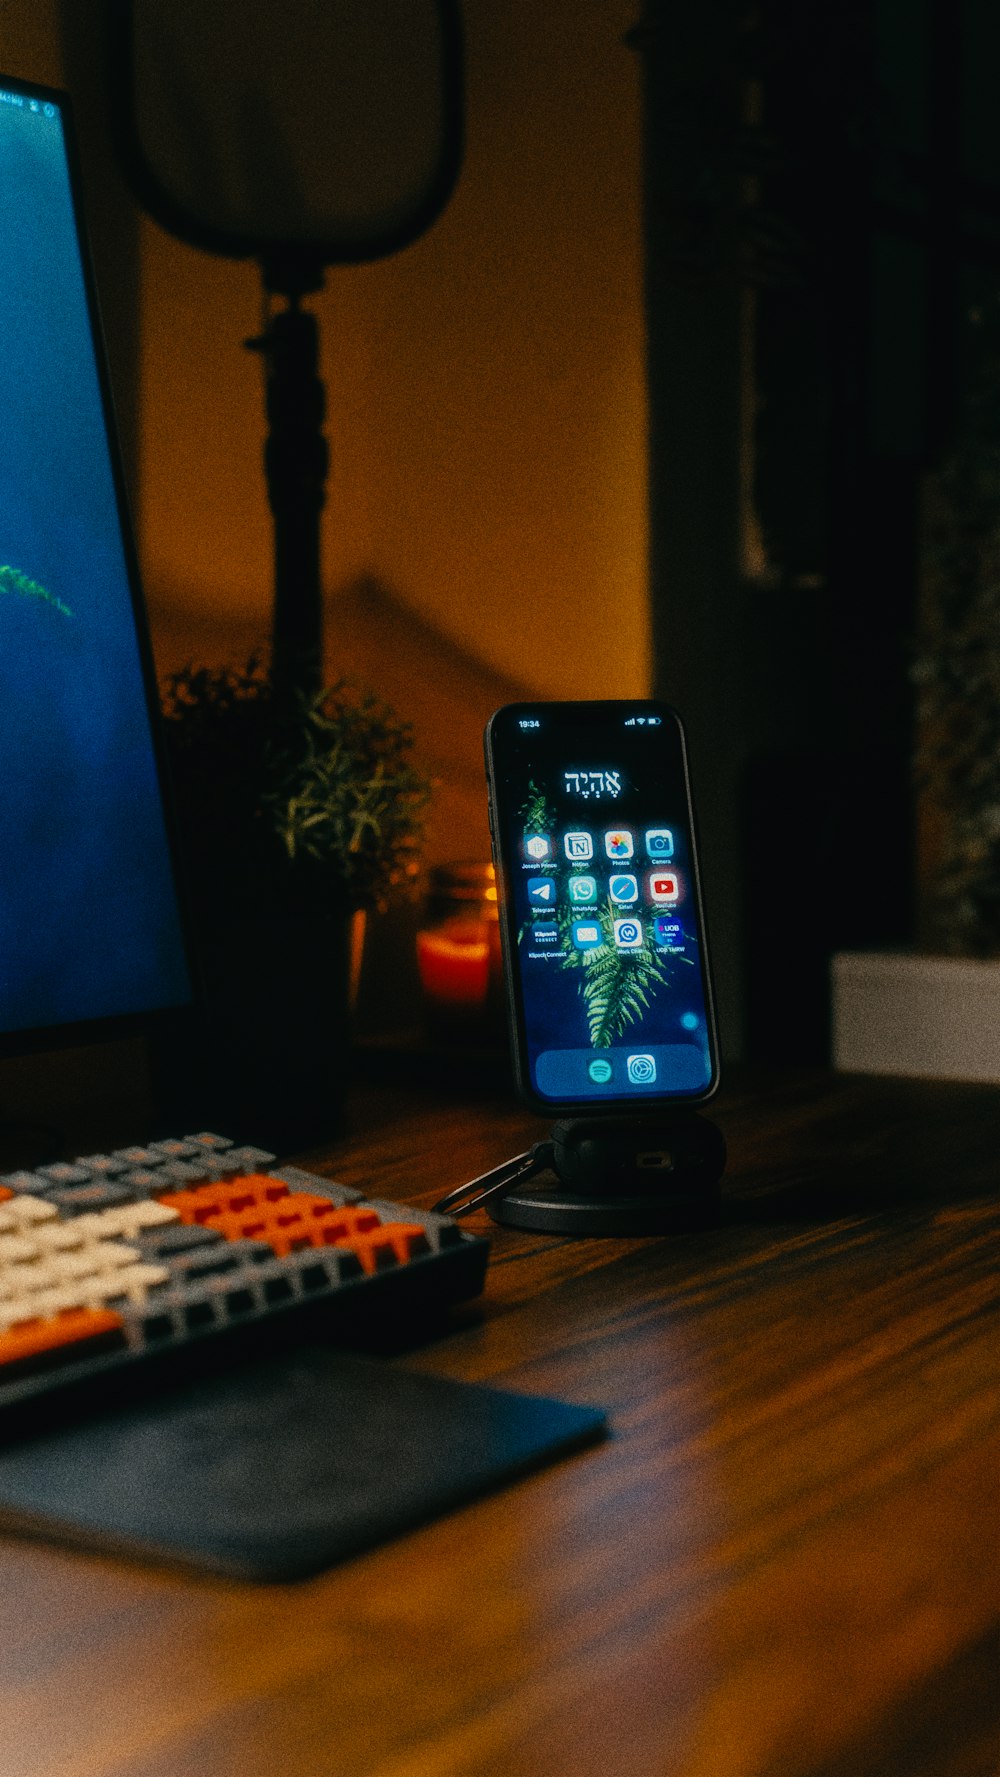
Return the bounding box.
[153,658,430,1149]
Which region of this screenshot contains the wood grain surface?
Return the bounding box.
[0,1068,997,1777]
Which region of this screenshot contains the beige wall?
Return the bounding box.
[0,0,62,84]
[139,0,649,705]
[1,0,648,867]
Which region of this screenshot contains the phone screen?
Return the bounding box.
[485,702,718,1111]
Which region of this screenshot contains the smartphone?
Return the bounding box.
[484,701,719,1115]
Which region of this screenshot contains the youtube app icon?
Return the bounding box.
[648,870,680,903]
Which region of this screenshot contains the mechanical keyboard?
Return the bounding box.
[0,1132,489,1428]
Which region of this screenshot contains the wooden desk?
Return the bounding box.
[0,1070,997,1777]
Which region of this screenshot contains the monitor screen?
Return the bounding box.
[0,77,193,1048]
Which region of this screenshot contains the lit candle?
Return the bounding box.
[416,919,492,1006]
[416,862,504,1041]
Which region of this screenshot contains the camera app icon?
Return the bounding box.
[645,828,674,859]
[613,917,643,950]
[627,1053,657,1085]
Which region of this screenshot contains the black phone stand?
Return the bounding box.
[487,1111,726,1236]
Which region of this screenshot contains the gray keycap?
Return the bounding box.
[134,1221,224,1258]
[47,1180,135,1217]
[0,1171,50,1194]
[36,1162,93,1186]
[222,1146,277,1171]
[270,1167,363,1204]
[356,1198,464,1250]
[147,1139,200,1161]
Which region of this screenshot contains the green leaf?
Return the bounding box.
[0,564,71,617]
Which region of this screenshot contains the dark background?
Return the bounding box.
[9,0,999,1067]
[639,0,1000,1059]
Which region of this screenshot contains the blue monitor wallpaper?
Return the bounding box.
[0,87,191,1037]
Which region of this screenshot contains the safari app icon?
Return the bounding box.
[609,873,638,904]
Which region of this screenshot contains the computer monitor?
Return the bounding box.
[0,74,193,1059]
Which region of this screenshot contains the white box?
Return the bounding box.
[831,951,1000,1082]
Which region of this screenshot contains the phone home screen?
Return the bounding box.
[489,704,718,1108]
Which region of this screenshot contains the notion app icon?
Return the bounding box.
[604,829,634,860]
[649,871,680,903]
[524,834,551,862]
[564,831,594,862]
[527,876,556,908]
[645,828,674,859]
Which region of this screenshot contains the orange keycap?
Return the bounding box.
[0,1306,125,1376]
[156,1175,290,1225]
[338,1223,431,1274]
[317,1206,380,1241]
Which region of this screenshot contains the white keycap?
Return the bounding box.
[1,1291,79,1329]
[3,1195,58,1226]
[72,1202,179,1243]
[56,1242,140,1283]
[0,1264,62,1303]
[101,1261,171,1304]
[0,1234,45,1267]
[32,1222,86,1253]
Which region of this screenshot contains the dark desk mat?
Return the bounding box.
[0,1348,607,1580]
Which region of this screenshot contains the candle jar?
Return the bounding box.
[416,861,504,1046]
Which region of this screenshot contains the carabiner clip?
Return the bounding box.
[433,1141,554,1218]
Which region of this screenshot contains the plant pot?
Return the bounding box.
[831,950,1000,1082]
[151,911,364,1154]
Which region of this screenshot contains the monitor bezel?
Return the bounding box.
[0,71,199,1061]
